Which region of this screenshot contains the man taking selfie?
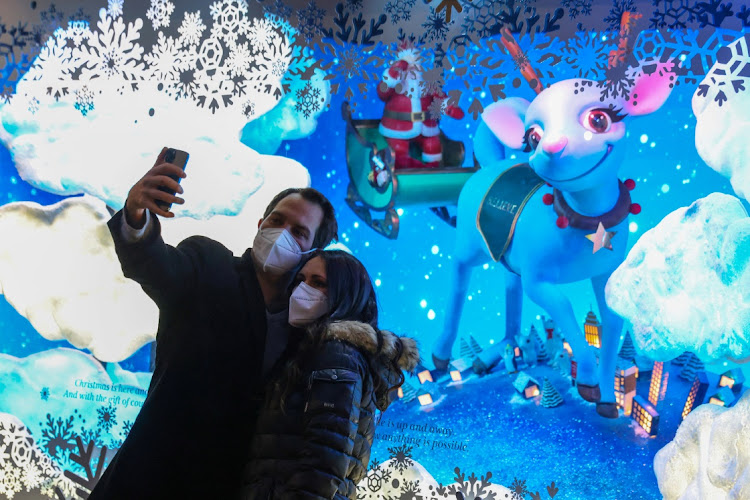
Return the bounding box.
[89,148,338,499]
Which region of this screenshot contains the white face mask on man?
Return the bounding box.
[288,281,329,327]
[252,228,315,275]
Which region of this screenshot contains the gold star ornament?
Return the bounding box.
[586,222,617,253]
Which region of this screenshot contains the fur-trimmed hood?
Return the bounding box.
[323,321,420,373]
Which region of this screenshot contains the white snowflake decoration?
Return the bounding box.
[20,461,44,491]
[73,9,146,81]
[226,42,252,77]
[74,85,96,115]
[64,20,92,46]
[144,31,184,80]
[14,0,298,118]
[146,0,175,31]
[0,463,23,499]
[178,11,206,47]
[247,17,276,53]
[210,0,251,45]
[107,0,124,18]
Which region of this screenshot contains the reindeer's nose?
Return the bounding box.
[542,135,568,155]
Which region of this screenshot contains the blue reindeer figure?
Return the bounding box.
[432,71,674,417]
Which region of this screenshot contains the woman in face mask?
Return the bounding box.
[242,250,420,500]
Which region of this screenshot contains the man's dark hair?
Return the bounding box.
[263,188,338,249]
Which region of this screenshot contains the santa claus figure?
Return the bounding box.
[377,43,464,169]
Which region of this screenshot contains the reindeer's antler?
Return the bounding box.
[499,27,544,95]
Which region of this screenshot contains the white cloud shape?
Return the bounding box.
[693,34,750,202]
[0,154,309,360]
[0,83,269,219]
[606,193,750,364]
[654,390,750,499]
[0,197,159,362]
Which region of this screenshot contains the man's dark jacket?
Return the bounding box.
[89,210,268,500]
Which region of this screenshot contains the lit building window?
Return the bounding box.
[513,371,541,399]
[632,395,660,436]
[615,358,638,416]
[682,371,710,420]
[648,361,667,407]
[583,310,601,348]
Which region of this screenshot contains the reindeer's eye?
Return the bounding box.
[583,109,612,134]
[523,125,544,152]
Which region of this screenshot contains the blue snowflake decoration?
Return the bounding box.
[696,32,750,105]
[295,82,324,118]
[40,386,50,401]
[423,7,453,42]
[633,28,743,84]
[562,0,592,20]
[96,404,118,433]
[603,0,637,31]
[295,0,326,42]
[38,413,76,458]
[121,419,134,438]
[650,0,738,30]
[562,31,617,81]
[385,0,416,24]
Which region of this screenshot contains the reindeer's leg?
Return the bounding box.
[472,269,522,374]
[504,270,522,345]
[522,278,598,390]
[432,254,477,370]
[591,272,623,418]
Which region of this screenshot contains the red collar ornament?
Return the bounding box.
[542,178,639,231]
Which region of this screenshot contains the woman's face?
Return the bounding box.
[295,256,328,294]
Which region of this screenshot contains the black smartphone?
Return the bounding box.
[156,147,189,211]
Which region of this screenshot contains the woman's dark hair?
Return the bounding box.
[278,250,404,411]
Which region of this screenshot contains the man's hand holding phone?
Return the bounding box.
[125,147,188,228]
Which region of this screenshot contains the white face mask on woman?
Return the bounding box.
[252,228,314,274]
[288,282,329,327]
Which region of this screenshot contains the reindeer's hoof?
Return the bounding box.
[432,353,450,372]
[472,357,489,375]
[577,383,601,402]
[596,402,619,419]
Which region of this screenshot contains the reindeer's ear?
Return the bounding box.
[623,69,675,116]
[481,97,531,150]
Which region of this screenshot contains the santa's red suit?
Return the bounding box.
[377,55,464,169]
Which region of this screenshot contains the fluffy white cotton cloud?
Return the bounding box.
[693,34,750,202]
[606,193,750,365]
[0,153,308,360]
[0,196,160,362]
[654,390,750,499]
[0,83,270,219]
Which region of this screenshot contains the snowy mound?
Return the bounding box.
[606,193,750,364]
[693,34,750,202]
[654,390,750,499]
[0,197,159,362]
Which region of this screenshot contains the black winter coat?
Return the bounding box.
[242,321,419,500]
[90,211,270,500]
